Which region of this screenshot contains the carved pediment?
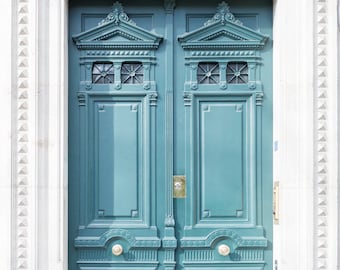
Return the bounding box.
[178,2,268,50]
[72,2,162,50]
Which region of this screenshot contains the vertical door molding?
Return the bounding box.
[273,0,339,270]
[36,0,68,269]
[0,1,17,269]
[163,1,178,269]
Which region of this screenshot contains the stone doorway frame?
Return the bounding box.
[0,0,338,269]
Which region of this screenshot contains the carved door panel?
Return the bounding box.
[68,1,273,269]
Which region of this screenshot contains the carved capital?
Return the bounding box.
[77,93,86,106]
[184,92,193,106]
[148,92,158,106]
[255,92,264,106]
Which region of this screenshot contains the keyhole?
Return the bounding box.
[174,182,182,189]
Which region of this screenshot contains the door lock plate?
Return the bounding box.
[173,176,186,198]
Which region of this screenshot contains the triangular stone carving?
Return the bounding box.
[178,1,268,50]
[73,2,162,50]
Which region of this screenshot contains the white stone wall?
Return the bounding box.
[0,0,338,269]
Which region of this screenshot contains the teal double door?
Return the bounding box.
[69,1,273,269]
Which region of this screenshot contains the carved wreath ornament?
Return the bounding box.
[98,1,136,26]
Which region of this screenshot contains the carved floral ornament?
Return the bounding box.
[205,1,243,26]
[98,1,136,26]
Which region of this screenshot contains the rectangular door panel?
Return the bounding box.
[185,95,255,228]
[200,102,245,220]
[87,95,151,228]
[96,102,140,219]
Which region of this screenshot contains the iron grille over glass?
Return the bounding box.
[121,62,144,84]
[197,62,220,84]
[92,62,114,84]
[226,62,248,84]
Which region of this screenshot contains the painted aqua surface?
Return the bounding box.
[69,0,273,269]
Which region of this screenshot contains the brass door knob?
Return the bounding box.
[218,244,230,256]
[112,244,123,256]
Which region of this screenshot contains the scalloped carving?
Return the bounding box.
[74,229,161,248]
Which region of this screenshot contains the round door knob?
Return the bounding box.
[112,244,123,256]
[218,244,231,256]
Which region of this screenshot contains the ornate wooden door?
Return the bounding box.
[68,1,273,269]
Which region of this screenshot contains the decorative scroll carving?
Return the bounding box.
[98,1,136,26]
[204,1,243,26]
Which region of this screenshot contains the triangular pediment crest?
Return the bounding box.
[72,2,162,50]
[178,2,268,50]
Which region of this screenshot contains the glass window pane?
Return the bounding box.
[226,62,248,84]
[92,62,114,84]
[121,62,144,84]
[197,62,220,84]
